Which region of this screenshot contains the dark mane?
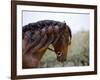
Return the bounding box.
[22,20,72,45]
[22,20,65,39]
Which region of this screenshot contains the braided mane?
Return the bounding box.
[22,20,72,44]
[23,20,64,38]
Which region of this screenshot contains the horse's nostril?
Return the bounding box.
[57,52,62,57]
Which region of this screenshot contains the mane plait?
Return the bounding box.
[22,20,66,39]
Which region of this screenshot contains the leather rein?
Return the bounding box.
[47,47,55,52]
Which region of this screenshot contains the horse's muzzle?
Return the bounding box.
[57,52,66,62]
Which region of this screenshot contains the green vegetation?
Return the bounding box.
[40,31,89,68]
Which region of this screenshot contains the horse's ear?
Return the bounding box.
[63,21,67,29]
[63,21,66,25]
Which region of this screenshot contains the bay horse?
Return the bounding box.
[22,20,72,68]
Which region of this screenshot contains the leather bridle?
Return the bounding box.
[47,47,55,52]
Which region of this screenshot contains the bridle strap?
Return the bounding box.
[47,47,55,52]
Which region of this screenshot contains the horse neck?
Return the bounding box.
[33,49,47,61]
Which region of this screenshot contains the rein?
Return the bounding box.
[47,47,55,52]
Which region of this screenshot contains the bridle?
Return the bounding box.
[47,47,55,52]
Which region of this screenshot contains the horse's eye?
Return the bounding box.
[57,52,62,57]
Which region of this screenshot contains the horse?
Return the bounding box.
[22,20,72,68]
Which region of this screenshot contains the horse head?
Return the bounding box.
[52,22,72,62]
